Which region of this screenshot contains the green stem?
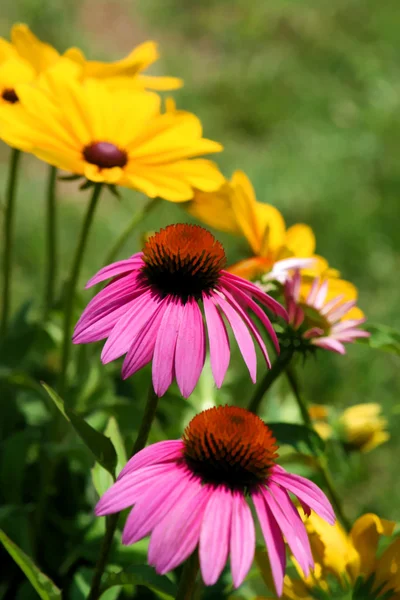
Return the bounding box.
[104,197,160,265]
[88,385,160,600]
[286,366,351,530]
[59,183,103,396]
[43,166,57,319]
[176,552,200,600]
[1,149,21,335]
[248,349,294,414]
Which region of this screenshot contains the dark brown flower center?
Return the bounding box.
[2,88,19,104]
[182,406,279,489]
[141,224,227,302]
[83,141,128,169]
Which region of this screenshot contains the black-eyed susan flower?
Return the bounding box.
[0,66,223,200]
[96,406,335,593]
[73,224,288,398]
[258,512,400,599]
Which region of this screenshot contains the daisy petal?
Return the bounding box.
[152,299,184,396]
[200,486,233,585]
[203,292,230,387]
[230,492,256,588]
[175,299,206,398]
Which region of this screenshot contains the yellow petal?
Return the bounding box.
[0,38,16,62]
[135,74,183,91]
[228,257,272,281]
[11,24,59,73]
[257,203,286,256]
[285,224,316,257]
[349,513,396,580]
[188,182,240,235]
[230,170,263,254]
[374,538,400,594]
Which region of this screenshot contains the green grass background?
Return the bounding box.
[1,0,399,525]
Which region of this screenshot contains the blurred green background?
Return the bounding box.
[1,0,399,596]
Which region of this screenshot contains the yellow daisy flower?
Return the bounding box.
[0,23,181,107]
[257,512,400,599]
[0,64,223,200]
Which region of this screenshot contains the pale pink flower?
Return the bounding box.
[284,270,370,354]
[73,224,287,398]
[95,406,335,594]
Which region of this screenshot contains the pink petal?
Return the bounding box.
[149,481,212,574]
[122,466,190,544]
[306,277,321,306]
[101,289,159,363]
[221,272,288,321]
[325,300,356,323]
[220,286,272,368]
[331,318,366,333]
[314,280,328,309]
[117,440,184,480]
[214,294,257,383]
[252,489,286,597]
[319,294,345,316]
[122,298,169,379]
[221,280,280,354]
[95,463,176,515]
[267,483,314,575]
[199,486,233,585]
[270,466,335,525]
[312,337,346,354]
[230,492,255,588]
[85,254,144,288]
[152,298,184,397]
[175,299,206,398]
[261,485,312,578]
[202,293,230,387]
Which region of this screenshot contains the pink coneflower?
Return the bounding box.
[73,224,287,398]
[283,270,370,354]
[95,406,335,594]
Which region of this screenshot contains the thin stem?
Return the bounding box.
[176,552,200,600]
[88,385,160,600]
[248,350,294,414]
[59,183,103,396]
[43,166,57,318]
[104,197,160,265]
[1,149,21,335]
[286,366,351,530]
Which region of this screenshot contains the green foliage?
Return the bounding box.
[267,422,325,456]
[0,529,62,600]
[100,565,177,598]
[358,324,400,356]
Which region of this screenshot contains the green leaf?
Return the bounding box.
[357,323,400,356]
[267,422,325,456]
[100,565,176,599]
[92,417,127,496]
[42,383,117,476]
[0,529,62,600]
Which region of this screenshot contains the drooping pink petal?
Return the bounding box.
[215,294,257,382]
[267,483,314,575]
[261,485,312,578]
[313,280,328,309]
[203,293,230,387]
[122,298,169,379]
[221,271,288,321]
[220,286,272,368]
[221,279,280,354]
[270,465,335,524]
[122,466,190,544]
[325,300,356,323]
[85,254,144,288]
[330,318,366,333]
[117,440,184,480]
[306,277,321,306]
[101,289,160,363]
[174,299,206,398]
[252,489,286,597]
[230,492,256,588]
[148,481,212,574]
[95,463,177,515]
[312,337,346,354]
[319,294,345,316]
[152,299,184,397]
[199,486,233,585]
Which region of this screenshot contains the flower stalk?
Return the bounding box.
[176,552,200,600]
[88,385,160,600]
[248,349,294,414]
[1,148,21,335]
[43,166,57,318]
[58,183,103,395]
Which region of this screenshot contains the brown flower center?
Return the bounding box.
[83,141,128,169]
[182,406,279,489]
[2,88,19,104]
[141,224,227,302]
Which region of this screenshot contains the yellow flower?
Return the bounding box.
[339,403,390,453]
[0,64,223,201]
[189,170,317,280]
[257,512,400,599]
[0,24,182,98]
